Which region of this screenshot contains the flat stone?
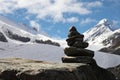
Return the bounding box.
[64,47,94,57]
[67,35,84,39]
[72,42,89,48]
[66,37,84,47]
[62,56,95,64]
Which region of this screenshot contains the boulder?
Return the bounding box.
[0,58,116,80]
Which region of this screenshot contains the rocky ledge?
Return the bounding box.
[0,58,116,80]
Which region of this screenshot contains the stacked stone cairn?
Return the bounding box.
[62,26,96,65]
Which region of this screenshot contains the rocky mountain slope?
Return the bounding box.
[84,19,117,45]
[84,19,120,55]
[0,15,60,47]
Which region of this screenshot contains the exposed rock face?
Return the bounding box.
[0,32,8,42]
[0,58,116,80]
[35,39,60,47]
[112,48,120,55]
[99,47,120,55]
[100,32,120,55]
[4,29,30,42]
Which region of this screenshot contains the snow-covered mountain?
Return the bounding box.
[0,15,39,35]
[84,18,120,55]
[0,15,63,47]
[84,18,119,46]
[0,16,120,69]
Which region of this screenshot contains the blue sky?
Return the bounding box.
[0,0,120,38]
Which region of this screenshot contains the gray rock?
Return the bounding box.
[72,41,88,48]
[0,32,8,42]
[112,48,120,55]
[62,56,95,64]
[68,26,84,38]
[0,58,116,80]
[66,36,84,46]
[67,26,87,48]
[64,47,94,57]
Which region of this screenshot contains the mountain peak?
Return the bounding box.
[98,18,110,25]
[84,19,114,44]
[97,18,119,31]
[84,18,120,45]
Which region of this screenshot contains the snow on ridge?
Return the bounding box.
[83,18,120,45]
[84,24,112,45]
[0,15,38,35]
[0,15,64,47]
[97,18,111,25]
[96,18,118,31]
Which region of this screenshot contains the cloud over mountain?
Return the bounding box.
[0,0,103,23]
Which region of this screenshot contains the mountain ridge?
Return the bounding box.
[84,18,120,55]
[0,15,61,47]
[96,18,119,31]
[84,18,119,45]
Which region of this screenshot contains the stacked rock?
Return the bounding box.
[62,26,95,65]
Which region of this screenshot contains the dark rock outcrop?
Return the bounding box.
[112,48,120,55]
[100,32,120,55]
[99,47,114,53]
[35,39,60,47]
[0,32,8,42]
[3,29,30,42]
[99,47,120,55]
[64,47,94,57]
[0,58,116,80]
[108,65,120,80]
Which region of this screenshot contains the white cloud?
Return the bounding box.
[0,0,17,13]
[30,20,48,35]
[0,0,102,23]
[30,20,40,32]
[80,18,96,25]
[65,17,79,23]
[86,1,103,8]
